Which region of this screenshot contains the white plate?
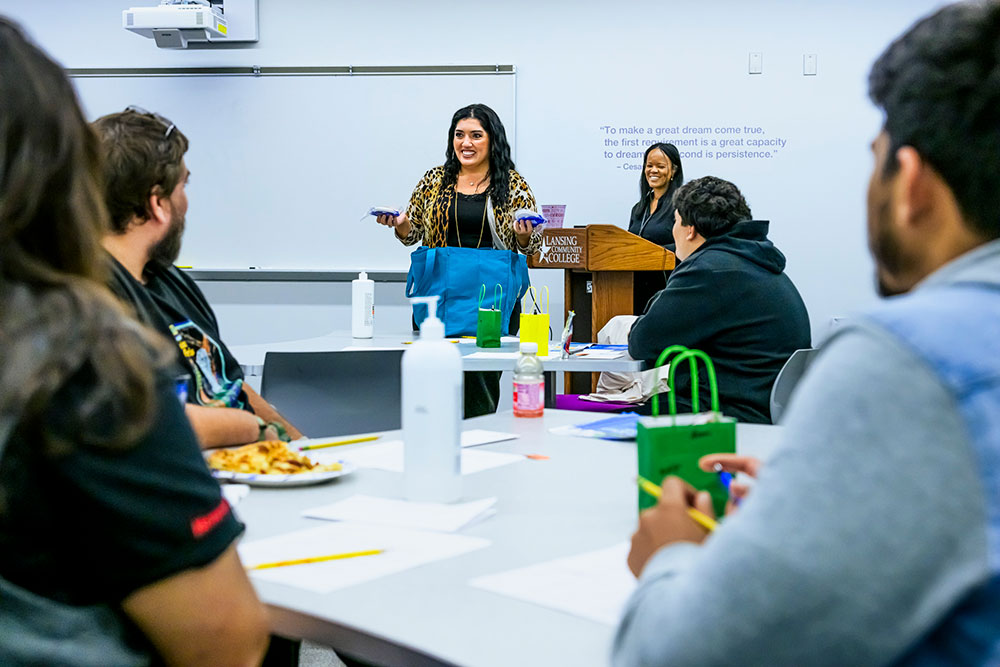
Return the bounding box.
[211,461,356,488]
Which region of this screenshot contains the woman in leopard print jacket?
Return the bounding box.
[375,103,542,255]
[375,104,540,418]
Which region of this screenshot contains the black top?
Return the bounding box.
[108,257,250,410]
[628,193,678,250]
[447,192,490,248]
[0,368,243,605]
[628,220,811,423]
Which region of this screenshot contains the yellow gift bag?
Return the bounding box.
[519,286,550,357]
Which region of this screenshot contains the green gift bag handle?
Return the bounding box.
[478,284,503,311]
[650,346,720,418]
[651,345,691,417]
[668,350,719,417]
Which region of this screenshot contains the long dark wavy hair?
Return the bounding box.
[442,103,516,208]
[0,19,165,455]
[638,142,684,206]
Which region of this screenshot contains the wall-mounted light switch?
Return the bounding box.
[749,52,763,75]
[804,54,818,76]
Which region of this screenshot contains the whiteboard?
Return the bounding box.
[71,70,515,271]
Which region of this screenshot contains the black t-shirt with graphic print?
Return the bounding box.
[108,257,251,411]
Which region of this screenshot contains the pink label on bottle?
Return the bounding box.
[513,380,544,417]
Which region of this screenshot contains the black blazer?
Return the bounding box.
[628,194,677,249]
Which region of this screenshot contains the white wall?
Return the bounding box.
[2,0,947,346]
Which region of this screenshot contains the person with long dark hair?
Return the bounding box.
[627,142,684,247]
[0,18,268,665]
[376,103,541,254]
[375,103,542,416]
[627,142,685,310]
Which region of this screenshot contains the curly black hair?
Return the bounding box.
[869,1,1000,240]
[671,176,752,238]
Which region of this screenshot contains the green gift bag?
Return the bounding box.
[476,284,503,348]
[636,346,737,516]
[519,285,550,357]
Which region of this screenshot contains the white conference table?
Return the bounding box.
[230,330,645,375]
[236,409,783,666]
[230,330,645,408]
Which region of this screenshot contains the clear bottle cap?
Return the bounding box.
[519,342,538,355]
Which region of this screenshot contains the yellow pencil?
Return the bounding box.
[247,549,384,571]
[298,435,380,450]
[636,475,718,532]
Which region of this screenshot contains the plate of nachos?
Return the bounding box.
[206,440,356,487]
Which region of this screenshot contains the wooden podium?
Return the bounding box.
[528,225,675,393]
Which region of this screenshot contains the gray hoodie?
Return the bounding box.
[613,239,1000,665]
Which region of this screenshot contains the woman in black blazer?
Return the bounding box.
[627,142,684,310]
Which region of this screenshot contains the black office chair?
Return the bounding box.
[769,348,820,424]
[260,349,404,437]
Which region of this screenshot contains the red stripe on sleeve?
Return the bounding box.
[190,498,232,539]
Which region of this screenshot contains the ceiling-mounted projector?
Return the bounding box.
[123,0,258,49]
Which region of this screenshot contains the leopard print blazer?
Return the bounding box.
[397,166,542,255]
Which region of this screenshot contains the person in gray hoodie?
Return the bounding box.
[628,176,811,423]
[614,2,1000,665]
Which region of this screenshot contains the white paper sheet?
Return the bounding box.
[570,349,626,359]
[295,429,515,454]
[469,543,636,626]
[302,495,498,533]
[464,352,521,360]
[312,441,524,474]
[240,522,490,593]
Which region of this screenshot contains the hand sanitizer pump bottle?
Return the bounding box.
[402,296,462,502]
[351,271,375,338]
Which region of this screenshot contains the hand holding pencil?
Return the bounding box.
[636,476,718,531]
[627,476,718,578]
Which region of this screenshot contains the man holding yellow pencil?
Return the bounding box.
[615,3,1000,665]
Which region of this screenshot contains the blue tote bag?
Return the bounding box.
[406,246,530,337]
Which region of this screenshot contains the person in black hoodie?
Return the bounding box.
[628,176,810,423]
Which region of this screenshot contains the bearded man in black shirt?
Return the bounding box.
[95,109,303,447]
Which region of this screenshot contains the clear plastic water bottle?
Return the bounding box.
[513,342,544,418]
